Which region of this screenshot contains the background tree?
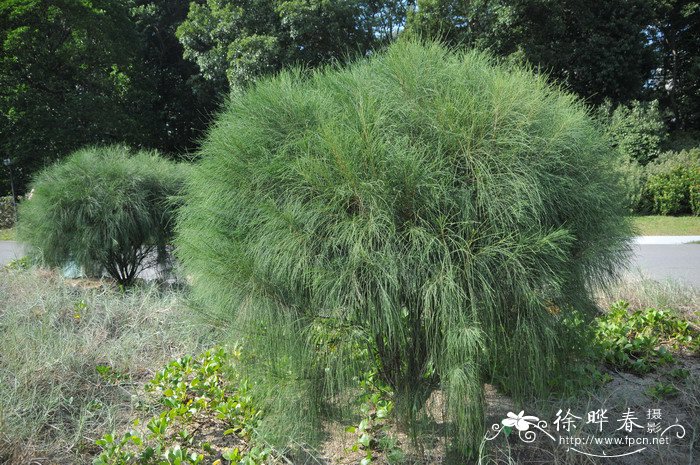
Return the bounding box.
[176,0,405,92]
[129,0,219,154]
[406,0,656,105]
[0,0,148,193]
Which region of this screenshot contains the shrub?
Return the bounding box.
[645,148,700,215]
[176,41,632,454]
[600,99,667,165]
[0,196,17,229]
[594,301,698,374]
[18,146,186,286]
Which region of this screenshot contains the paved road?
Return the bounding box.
[0,241,24,266]
[626,243,700,288]
[1,240,698,287]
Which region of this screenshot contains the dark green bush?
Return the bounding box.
[177,41,632,453]
[645,149,700,215]
[18,146,186,286]
[0,195,17,229]
[601,99,667,166]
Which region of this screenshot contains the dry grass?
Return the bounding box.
[0,268,218,464]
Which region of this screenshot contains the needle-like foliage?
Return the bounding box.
[18,146,186,286]
[176,41,632,453]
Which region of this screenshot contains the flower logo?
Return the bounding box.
[502,411,540,431]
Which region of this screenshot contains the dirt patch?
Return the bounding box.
[313,360,700,465]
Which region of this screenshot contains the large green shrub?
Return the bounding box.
[18,146,186,286]
[645,149,700,216]
[177,41,632,453]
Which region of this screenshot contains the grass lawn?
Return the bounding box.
[0,228,14,240]
[632,215,700,236]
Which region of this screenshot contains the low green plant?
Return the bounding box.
[594,301,698,374]
[646,382,680,400]
[669,367,691,381]
[17,145,187,286]
[547,309,612,392]
[4,255,29,270]
[345,371,403,465]
[94,347,271,465]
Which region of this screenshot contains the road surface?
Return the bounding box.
[626,243,700,288]
[0,241,24,266]
[1,240,698,287]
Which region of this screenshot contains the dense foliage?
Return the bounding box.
[176,0,379,91]
[18,146,185,286]
[595,300,699,374]
[645,149,700,215]
[406,0,657,105]
[601,100,667,166]
[0,0,216,194]
[0,0,143,192]
[177,41,633,453]
[2,0,700,198]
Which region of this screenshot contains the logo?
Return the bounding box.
[483,408,686,458]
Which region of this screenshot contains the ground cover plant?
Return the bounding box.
[93,347,273,465]
[594,301,699,374]
[0,267,217,464]
[87,281,700,465]
[17,146,186,286]
[176,40,633,455]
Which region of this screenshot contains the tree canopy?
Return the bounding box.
[1,0,699,195]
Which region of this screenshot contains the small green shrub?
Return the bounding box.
[345,370,402,465]
[18,146,186,286]
[646,382,680,400]
[594,301,698,374]
[645,149,700,215]
[177,41,632,454]
[94,346,271,465]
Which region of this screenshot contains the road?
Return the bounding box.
[0,240,698,287]
[627,243,700,288]
[0,241,24,266]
